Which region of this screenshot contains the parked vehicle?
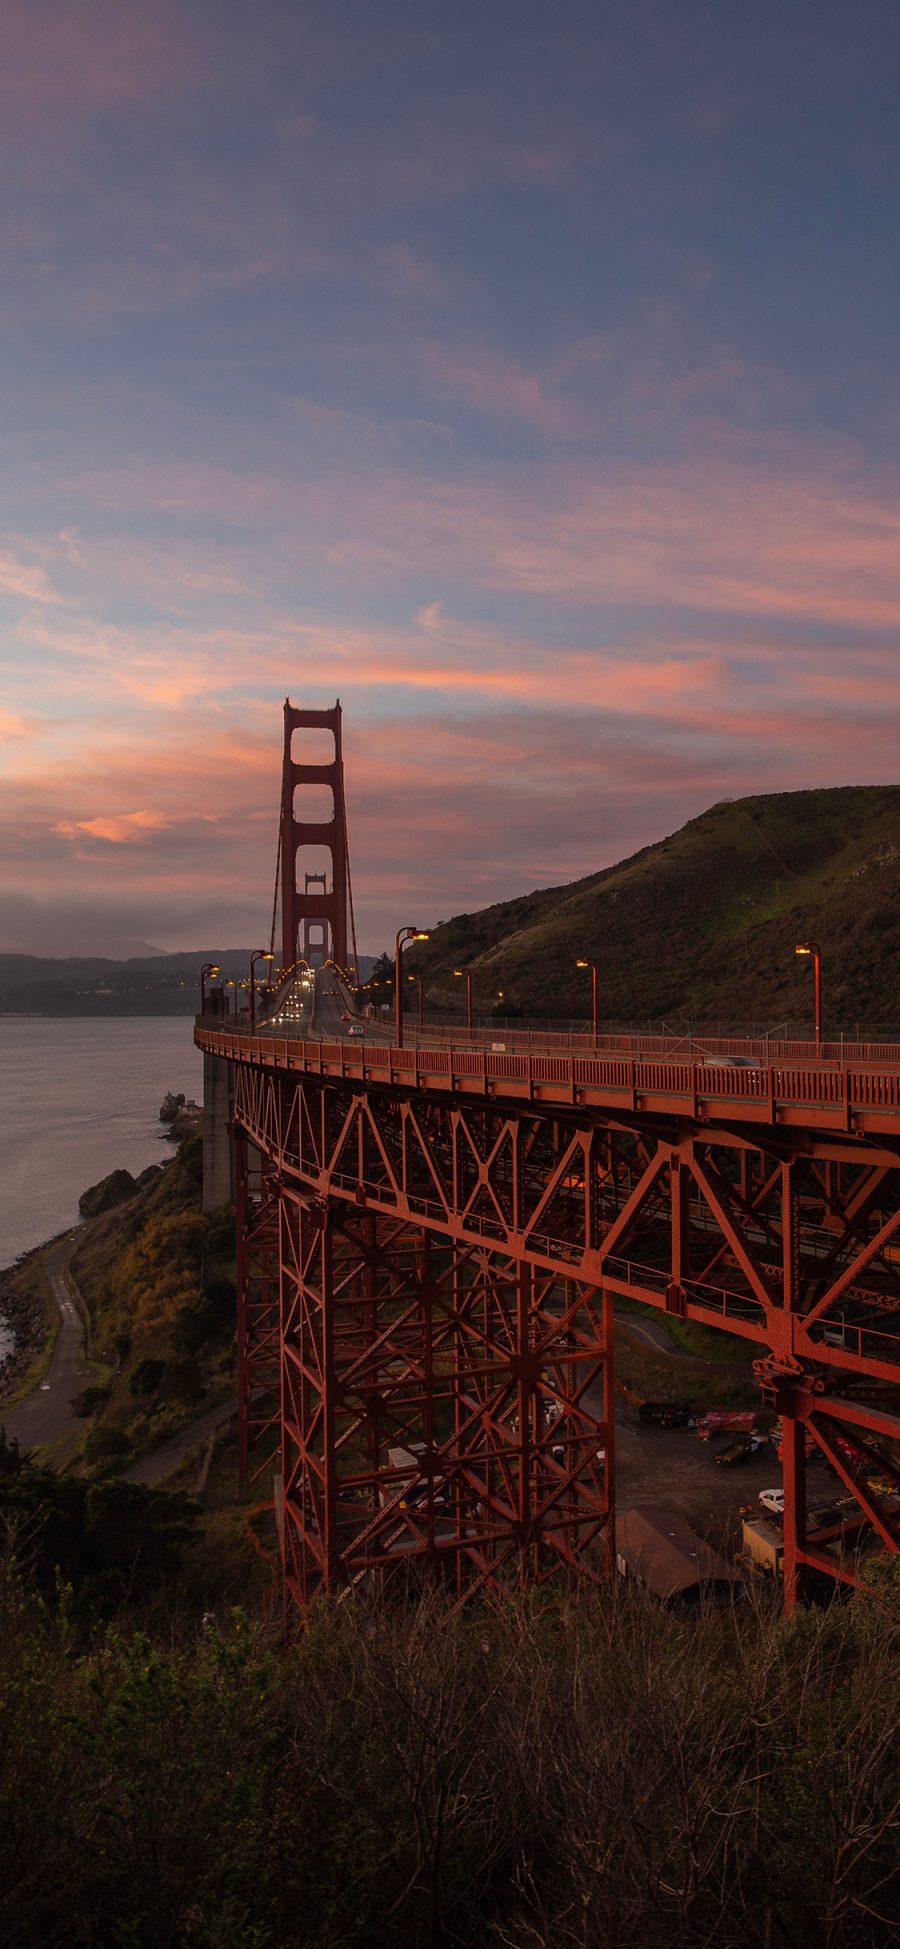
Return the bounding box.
[638,1399,692,1428]
[759,1488,785,1517]
[715,1437,754,1466]
[692,1410,757,1441]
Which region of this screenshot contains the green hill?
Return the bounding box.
[410,785,900,1031]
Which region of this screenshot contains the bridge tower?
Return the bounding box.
[280,699,351,972]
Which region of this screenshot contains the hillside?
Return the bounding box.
[410,784,900,1031]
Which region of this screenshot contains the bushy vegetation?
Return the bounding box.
[69,1139,238,1464]
[1,1536,898,1948]
[0,1432,197,1620]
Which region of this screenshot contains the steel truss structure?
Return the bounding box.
[276,1190,612,1605]
[204,1032,900,1609]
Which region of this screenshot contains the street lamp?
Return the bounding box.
[795,942,822,1052]
[576,958,599,1044]
[454,968,473,1034]
[200,962,220,1011]
[395,927,429,1046]
[249,948,275,1028]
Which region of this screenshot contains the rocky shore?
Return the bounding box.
[1,1089,202,1398]
[0,1242,59,1394]
[159,1090,203,1142]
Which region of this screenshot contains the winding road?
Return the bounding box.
[0,1235,93,1451]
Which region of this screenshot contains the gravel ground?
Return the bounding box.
[614,1404,836,1553]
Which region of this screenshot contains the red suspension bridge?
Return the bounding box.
[196,700,900,1611]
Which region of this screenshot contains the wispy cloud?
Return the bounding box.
[0,545,62,605]
[54,809,172,848]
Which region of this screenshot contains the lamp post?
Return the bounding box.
[249,949,275,1028]
[200,962,220,1012]
[576,958,599,1044]
[394,927,429,1046]
[454,968,473,1034]
[795,942,822,1052]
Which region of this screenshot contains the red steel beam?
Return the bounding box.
[206,1023,900,1607]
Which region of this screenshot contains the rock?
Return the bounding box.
[135,1164,164,1189]
[78,1169,138,1218]
[159,1091,186,1123]
[165,1102,203,1143]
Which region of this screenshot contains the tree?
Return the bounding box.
[129,1357,166,1399]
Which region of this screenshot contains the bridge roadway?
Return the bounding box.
[202,968,900,1372]
[198,966,900,1603]
[244,969,900,1135]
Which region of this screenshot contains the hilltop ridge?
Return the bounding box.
[411,783,900,1029]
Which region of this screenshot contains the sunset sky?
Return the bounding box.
[1,0,899,955]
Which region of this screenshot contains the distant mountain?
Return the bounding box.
[408,785,900,1033]
[0,949,379,1016]
[66,936,165,961]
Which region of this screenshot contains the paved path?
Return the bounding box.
[125,1395,237,1485]
[615,1308,705,1365]
[0,1235,93,1452]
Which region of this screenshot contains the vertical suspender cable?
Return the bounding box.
[338,760,360,982]
[269,808,282,959]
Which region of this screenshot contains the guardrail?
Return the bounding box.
[209,1006,900,1071]
[196,1023,900,1131]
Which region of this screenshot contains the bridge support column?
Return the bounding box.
[202,1048,233,1212]
[780,1409,808,1611]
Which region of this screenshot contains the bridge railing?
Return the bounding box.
[197,1022,900,1127]
[403,1022,900,1070]
[215,999,900,1069]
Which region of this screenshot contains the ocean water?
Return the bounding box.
[0,1017,202,1321]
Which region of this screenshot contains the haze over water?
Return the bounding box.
[0,1017,202,1271]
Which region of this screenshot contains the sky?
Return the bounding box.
[1,0,899,956]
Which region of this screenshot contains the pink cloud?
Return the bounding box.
[54,809,171,848]
[0,546,61,605]
[0,1,199,134]
[421,342,578,434]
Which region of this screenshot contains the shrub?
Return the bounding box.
[83,1426,130,1470]
[202,1270,236,1313]
[171,1298,217,1359]
[70,1385,111,1419]
[164,1358,204,1405]
[129,1357,166,1399]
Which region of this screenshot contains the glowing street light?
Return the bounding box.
[453,968,473,1034]
[200,962,220,1011]
[576,958,599,1044]
[795,942,822,1052]
[249,948,275,1028]
[395,927,429,1046]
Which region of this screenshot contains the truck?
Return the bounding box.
[638,1399,693,1428]
[715,1435,754,1466]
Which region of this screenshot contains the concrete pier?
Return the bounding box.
[202,1028,234,1212]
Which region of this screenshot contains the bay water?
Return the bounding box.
[0,1017,203,1355]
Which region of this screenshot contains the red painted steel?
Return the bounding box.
[279,698,350,971]
[198,713,900,1611]
[234,1129,282,1488]
[201,1017,900,1609]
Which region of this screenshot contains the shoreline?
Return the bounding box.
[0,1231,70,1403]
[0,1092,197,1406]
